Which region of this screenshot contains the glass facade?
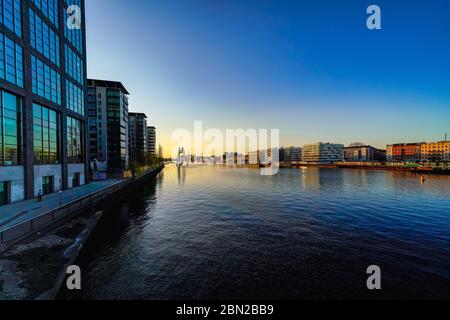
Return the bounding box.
[64,0,83,54]
[29,8,60,67]
[0,31,23,87]
[107,89,128,170]
[31,55,61,104]
[33,103,59,164]
[66,79,84,115]
[31,0,58,28]
[0,89,21,166]
[0,0,22,37]
[0,0,87,202]
[0,181,6,205]
[67,116,83,163]
[64,44,83,85]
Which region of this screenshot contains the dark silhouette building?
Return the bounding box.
[87,79,130,172]
[128,112,147,164]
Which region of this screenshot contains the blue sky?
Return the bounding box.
[85,0,450,154]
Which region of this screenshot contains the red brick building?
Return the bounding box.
[386,143,424,162]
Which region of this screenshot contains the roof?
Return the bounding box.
[87,78,130,95]
[343,145,377,149]
[128,112,148,118]
[387,142,426,147]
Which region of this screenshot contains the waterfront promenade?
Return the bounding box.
[0,166,164,300]
[0,179,121,232]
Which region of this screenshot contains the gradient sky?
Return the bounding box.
[85,0,450,155]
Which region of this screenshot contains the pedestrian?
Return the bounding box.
[37,189,43,202]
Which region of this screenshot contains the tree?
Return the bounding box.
[147,154,163,168]
[129,160,138,176]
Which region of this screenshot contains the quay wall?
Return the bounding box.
[0,165,164,247]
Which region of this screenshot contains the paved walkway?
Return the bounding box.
[0,179,122,231]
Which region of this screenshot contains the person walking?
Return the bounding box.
[37,189,43,202]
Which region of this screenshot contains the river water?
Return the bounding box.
[60,165,450,299]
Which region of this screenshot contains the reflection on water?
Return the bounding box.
[60,165,450,300]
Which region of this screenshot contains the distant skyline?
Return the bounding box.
[85,0,450,156]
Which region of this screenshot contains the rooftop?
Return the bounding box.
[87,78,130,95]
[129,112,148,118]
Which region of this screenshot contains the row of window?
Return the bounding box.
[66,79,84,115]
[31,55,61,105]
[33,102,58,164]
[0,89,21,166]
[64,0,83,54]
[0,31,23,87]
[33,103,84,165]
[0,0,22,37]
[32,0,58,28]
[30,8,61,67]
[67,115,82,163]
[64,44,83,85]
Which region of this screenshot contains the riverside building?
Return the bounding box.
[0,0,87,206]
[147,126,156,156]
[279,147,301,163]
[301,143,344,164]
[420,141,450,163]
[128,112,147,164]
[386,143,424,163]
[343,145,386,162]
[87,79,130,173]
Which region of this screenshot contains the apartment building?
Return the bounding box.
[128,112,147,164]
[87,79,129,173]
[301,143,344,164]
[343,145,386,162]
[420,141,450,163]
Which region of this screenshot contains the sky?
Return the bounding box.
[85,0,450,156]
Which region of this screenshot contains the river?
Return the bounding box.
[59,165,450,299]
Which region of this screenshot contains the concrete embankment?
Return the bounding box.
[0,165,164,246]
[0,165,163,300]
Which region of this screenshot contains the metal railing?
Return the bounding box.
[0,165,163,245]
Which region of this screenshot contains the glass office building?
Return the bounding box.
[0,0,88,206]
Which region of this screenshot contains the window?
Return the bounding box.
[67,116,83,163]
[32,0,58,28]
[64,44,84,85]
[29,8,60,66]
[0,31,23,87]
[0,181,7,205]
[0,90,22,166]
[33,103,59,164]
[66,79,84,115]
[0,0,22,37]
[31,55,61,105]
